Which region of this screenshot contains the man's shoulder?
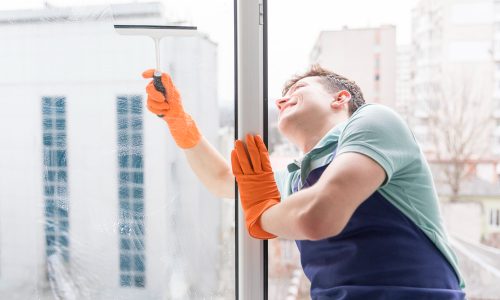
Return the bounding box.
[338,103,421,179]
[341,104,409,140]
[349,104,403,124]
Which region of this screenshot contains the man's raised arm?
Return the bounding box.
[143,70,235,199]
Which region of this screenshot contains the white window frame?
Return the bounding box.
[236,0,269,299]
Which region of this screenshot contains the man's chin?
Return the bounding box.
[277,115,294,135]
[278,109,294,123]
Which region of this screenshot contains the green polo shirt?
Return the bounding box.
[274,103,465,288]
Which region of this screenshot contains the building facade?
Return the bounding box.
[411,0,496,155]
[396,45,412,123]
[310,25,397,108]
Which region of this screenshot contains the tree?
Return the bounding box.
[426,70,494,201]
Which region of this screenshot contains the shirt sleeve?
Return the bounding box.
[336,104,420,185]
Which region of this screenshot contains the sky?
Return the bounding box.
[0,0,418,105]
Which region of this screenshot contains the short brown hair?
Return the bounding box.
[282,64,365,115]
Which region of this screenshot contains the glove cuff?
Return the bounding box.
[246,200,280,240]
[163,113,202,149]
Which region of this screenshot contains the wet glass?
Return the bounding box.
[0,1,235,299]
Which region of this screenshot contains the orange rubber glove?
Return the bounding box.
[142,69,201,149]
[231,134,281,239]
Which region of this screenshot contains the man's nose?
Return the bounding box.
[275,96,290,110]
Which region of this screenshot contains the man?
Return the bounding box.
[143,65,466,299]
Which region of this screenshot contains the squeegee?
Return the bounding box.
[113,25,197,117]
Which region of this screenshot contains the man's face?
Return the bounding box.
[275,76,334,134]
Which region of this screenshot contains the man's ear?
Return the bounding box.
[331,90,351,110]
[337,90,351,103]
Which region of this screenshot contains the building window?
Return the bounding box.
[41,96,70,263]
[374,53,380,69]
[490,208,500,227]
[116,95,146,288]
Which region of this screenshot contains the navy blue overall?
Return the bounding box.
[292,152,466,300]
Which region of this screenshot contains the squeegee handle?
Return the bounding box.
[153,73,167,118]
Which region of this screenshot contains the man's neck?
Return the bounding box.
[299,121,339,153]
[283,113,350,154]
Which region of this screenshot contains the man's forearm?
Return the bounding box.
[143,70,234,198]
[184,136,235,199]
[261,152,386,241]
[260,182,352,241]
[259,185,320,240]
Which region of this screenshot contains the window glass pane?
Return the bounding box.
[268,1,498,299]
[131,154,143,168]
[0,1,234,299]
[133,239,145,251]
[43,134,53,146]
[55,119,66,130]
[55,134,66,147]
[120,238,131,250]
[134,275,146,288]
[120,254,131,272]
[120,274,132,287]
